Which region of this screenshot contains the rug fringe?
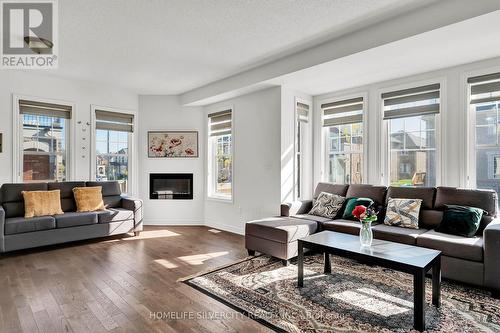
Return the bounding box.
[177,255,259,282]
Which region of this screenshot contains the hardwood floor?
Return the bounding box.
[0,226,272,333]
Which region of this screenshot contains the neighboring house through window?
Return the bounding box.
[18,99,72,182]
[207,109,233,200]
[322,97,364,184]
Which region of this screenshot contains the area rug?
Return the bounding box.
[183,254,500,332]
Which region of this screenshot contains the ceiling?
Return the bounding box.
[267,10,500,96]
[54,0,433,94]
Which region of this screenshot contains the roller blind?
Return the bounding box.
[468,72,500,104]
[95,110,134,132]
[19,99,72,119]
[321,97,363,127]
[296,102,310,123]
[382,84,440,120]
[208,109,232,137]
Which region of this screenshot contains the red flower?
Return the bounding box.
[352,205,367,219]
[185,148,194,155]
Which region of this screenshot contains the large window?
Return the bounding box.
[95,110,134,194]
[322,97,364,184]
[208,109,233,200]
[383,84,440,187]
[19,99,71,182]
[468,72,500,195]
[295,101,310,199]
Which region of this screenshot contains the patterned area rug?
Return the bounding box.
[183,254,500,332]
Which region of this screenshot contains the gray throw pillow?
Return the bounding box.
[309,192,346,219]
[384,197,422,229]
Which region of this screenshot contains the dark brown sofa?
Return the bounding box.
[245,183,500,294]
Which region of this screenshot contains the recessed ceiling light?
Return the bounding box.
[23,36,53,54]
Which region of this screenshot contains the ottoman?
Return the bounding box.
[245,216,318,265]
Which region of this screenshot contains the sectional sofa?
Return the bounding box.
[245,183,500,294]
[0,181,143,253]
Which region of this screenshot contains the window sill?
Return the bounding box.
[206,195,233,204]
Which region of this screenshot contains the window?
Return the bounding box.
[383,83,440,187]
[295,101,310,199]
[468,72,500,195]
[208,109,232,200]
[322,97,364,184]
[95,110,134,194]
[19,99,71,182]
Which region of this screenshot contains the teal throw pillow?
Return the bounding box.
[436,205,484,238]
[342,197,375,220]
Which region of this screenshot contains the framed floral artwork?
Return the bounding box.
[148,131,198,158]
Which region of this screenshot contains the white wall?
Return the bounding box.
[138,95,205,225]
[313,56,500,190]
[281,87,313,203]
[204,87,282,234]
[0,71,138,189]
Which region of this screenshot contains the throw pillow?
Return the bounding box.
[436,205,484,238]
[342,197,375,220]
[22,190,64,218]
[384,197,422,229]
[309,192,345,219]
[73,186,105,212]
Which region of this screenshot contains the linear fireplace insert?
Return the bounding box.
[150,173,193,200]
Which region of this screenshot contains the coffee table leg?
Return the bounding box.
[414,270,425,332]
[298,240,304,288]
[324,252,331,274]
[432,257,441,307]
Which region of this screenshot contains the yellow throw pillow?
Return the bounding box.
[22,190,64,218]
[73,186,105,212]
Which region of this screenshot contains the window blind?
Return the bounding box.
[468,72,500,104]
[95,110,134,132]
[321,97,363,127]
[382,84,440,120]
[208,109,232,137]
[19,99,72,119]
[296,102,310,123]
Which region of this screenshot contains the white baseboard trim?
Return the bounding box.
[143,219,204,226]
[205,220,244,235]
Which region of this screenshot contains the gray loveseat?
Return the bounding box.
[0,181,143,253]
[245,183,500,295]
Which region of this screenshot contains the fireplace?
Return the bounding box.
[150,173,193,200]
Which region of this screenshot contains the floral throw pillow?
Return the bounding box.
[309,192,346,219]
[384,198,422,229]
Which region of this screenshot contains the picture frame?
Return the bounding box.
[148,131,199,158]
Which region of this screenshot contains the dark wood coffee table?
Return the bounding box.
[297,231,441,332]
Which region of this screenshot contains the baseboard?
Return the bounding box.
[205,220,244,235]
[143,219,204,226]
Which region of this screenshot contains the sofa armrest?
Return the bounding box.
[121,196,143,231]
[0,205,5,252]
[280,200,313,217]
[484,217,500,292]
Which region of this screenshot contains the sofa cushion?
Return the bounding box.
[437,205,483,238]
[55,212,98,228]
[293,214,333,224]
[386,186,436,210]
[313,183,349,199]
[322,219,361,235]
[86,181,122,196]
[1,183,48,218]
[419,210,444,229]
[384,198,422,229]
[372,224,428,245]
[48,181,86,212]
[309,192,345,219]
[245,217,318,243]
[346,185,387,207]
[4,216,56,235]
[416,229,483,262]
[97,208,134,224]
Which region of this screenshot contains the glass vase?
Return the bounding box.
[359,220,373,247]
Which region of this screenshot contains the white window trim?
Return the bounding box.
[294,97,312,200]
[90,104,138,196]
[12,94,76,182]
[462,65,500,189]
[378,78,445,187]
[206,106,234,203]
[318,91,369,185]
